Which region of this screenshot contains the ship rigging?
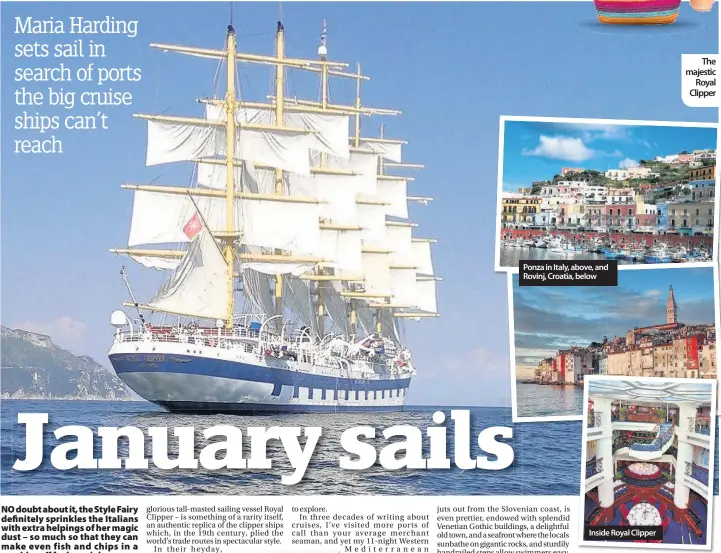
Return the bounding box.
[108,17,440,413]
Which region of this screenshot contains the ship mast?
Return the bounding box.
[111,17,440,332]
[224,25,238,329]
[349,61,362,337]
[317,20,329,336]
[274,21,286,333]
[375,122,386,335]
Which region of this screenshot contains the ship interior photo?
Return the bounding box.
[583,379,715,545]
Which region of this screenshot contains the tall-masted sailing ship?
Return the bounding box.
[108,19,440,413]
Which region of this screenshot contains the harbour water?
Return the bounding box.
[515,382,585,419]
[500,246,636,267]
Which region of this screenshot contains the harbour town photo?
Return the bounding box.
[581,377,715,547]
[511,267,717,419]
[496,118,717,270]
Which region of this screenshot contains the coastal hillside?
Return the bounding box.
[528,157,715,194]
[0,325,130,399]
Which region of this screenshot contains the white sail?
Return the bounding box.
[361,252,391,296]
[314,150,377,174]
[288,173,358,225]
[208,105,350,159]
[128,190,225,246]
[146,119,312,176]
[127,190,322,257]
[359,140,402,163]
[146,121,223,166]
[313,151,379,195]
[412,240,434,275]
[148,226,227,320]
[205,104,349,164]
[377,179,408,219]
[238,199,321,256]
[197,162,315,197]
[357,204,387,245]
[196,162,244,191]
[199,164,361,226]
[319,229,363,273]
[414,279,437,313]
[240,261,317,277]
[127,254,182,271]
[390,268,417,306]
[286,112,350,158]
[386,225,414,265]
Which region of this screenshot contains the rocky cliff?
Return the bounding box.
[1,326,130,399]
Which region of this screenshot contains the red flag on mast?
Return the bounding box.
[183,212,202,239]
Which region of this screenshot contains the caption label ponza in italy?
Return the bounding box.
[12,410,514,485]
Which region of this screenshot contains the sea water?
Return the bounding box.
[1,401,573,496]
[1,401,717,496]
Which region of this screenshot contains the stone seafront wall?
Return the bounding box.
[501,229,713,248]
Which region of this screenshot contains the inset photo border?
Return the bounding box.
[494,116,718,274]
[579,375,716,550]
[507,265,718,422]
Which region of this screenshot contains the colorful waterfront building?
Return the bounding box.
[689,180,715,202]
[603,203,636,229]
[687,165,715,181]
[635,202,657,231]
[655,203,669,231]
[565,203,586,226]
[692,149,716,160]
[699,343,716,379]
[536,286,716,382]
[678,153,695,164]
[531,211,553,227]
[604,167,656,181]
[667,200,715,234]
[501,194,542,225]
[585,202,605,228]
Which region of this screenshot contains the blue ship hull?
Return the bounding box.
[109,351,412,414]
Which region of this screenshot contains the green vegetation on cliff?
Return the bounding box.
[1,326,130,399]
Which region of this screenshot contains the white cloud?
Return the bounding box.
[514,347,558,367]
[522,135,597,162]
[558,123,630,142]
[15,316,88,351]
[619,158,639,169]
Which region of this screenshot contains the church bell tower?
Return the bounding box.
[666,285,678,324]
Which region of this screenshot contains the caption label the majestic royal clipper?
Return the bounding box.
[681,54,718,107]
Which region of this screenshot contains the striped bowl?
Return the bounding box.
[594,0,681,24]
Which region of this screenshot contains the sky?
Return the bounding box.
[502,121,717,192]
[512,267,716,370]
[1,2,718,407]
